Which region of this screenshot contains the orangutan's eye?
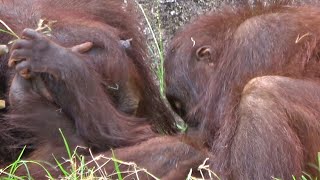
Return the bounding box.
[167,96,186,118]
[174,101,182,111]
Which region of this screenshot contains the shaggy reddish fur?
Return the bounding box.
[165,1,320,179]
[0,0,191,178]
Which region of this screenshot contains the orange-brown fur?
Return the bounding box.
[166,1,320,179]
[0,0,185,178]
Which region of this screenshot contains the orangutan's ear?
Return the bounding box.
[196,46,212,64]
[120,38,132,49]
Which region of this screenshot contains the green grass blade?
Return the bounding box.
[53,155,70,176]
[9,146,26,175]
[22,160,54,179]
[134,0,166,96]
[59,128,72,159]
[0,19,20,39]
[112,150,123,180]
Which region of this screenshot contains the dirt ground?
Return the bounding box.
[137,0,316,48]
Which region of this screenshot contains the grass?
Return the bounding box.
[0,129,161,179]
[112,150,123,180]
[4,149,320,180]
[0,129,213,179]
[1,130,320,179]
[135,0,166,97]
[0,150,215,180]
[135,0,188,133]
[0,19,20,39]
[1,2,320,180]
